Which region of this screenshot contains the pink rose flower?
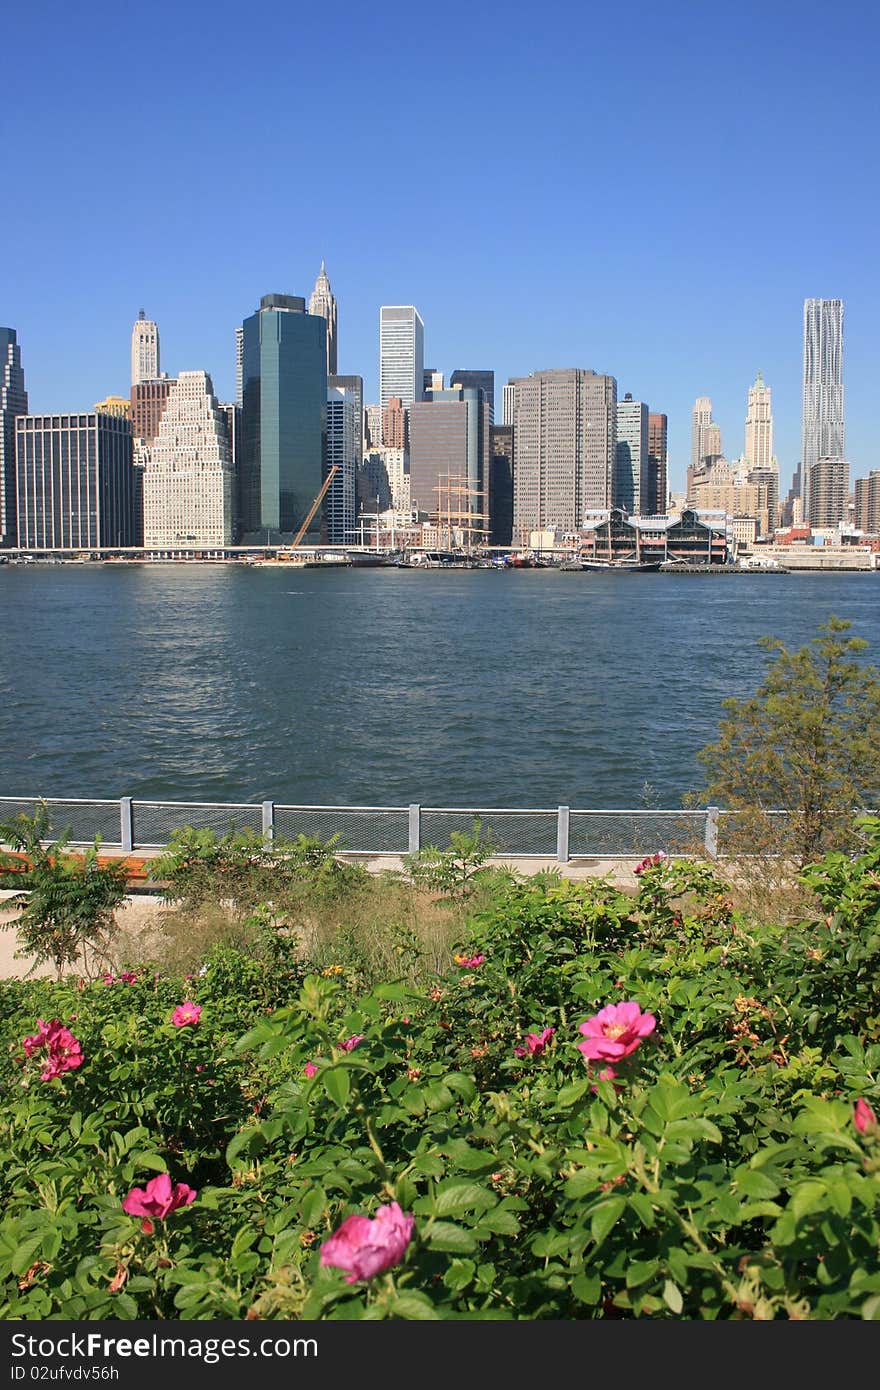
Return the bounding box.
[577,1001,657,1062]
[303,1061,318,1078]
[122,1173,197,1232]
[515,1026,555,1058]
[854,1098,877,1134]
[340,1035,365,1052]
[634,851,667,876]
[454,953,485,969]
[320,1201,414,1283]
[172,1001,201,1028]
[118,970,138,984]
[22,1019,84,1079]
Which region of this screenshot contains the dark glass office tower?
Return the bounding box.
[0,327,28,546]
[240,294,327,542]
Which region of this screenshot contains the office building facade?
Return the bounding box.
[854,471,880,534]
[744,370,773,470]
[450,370,495,418]
[326,384,359,544]
[614,394,649,515]
[16,412,134,549]
[489,423,514,545]
[512,368,617,538]
[379,306,424,425]
[691,397,713,472]
[240,293,327,542]
[801,298,844,523]
[143,371,234,548]
[808,456,849,529]
[0,327,28,546]
[408,387,490,542]
[647,412,668,516]
[131,310,160,386]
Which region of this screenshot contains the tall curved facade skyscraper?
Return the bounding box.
[801,298,844,524]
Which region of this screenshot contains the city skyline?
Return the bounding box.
[3,1,878,495]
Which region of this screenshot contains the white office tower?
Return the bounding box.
[235,326,244,407]
[326,384,359,544]
[309,261,338,376]
[801,298,844,523]
[381,447,409,511]
[131,310,160,386]
[691,396,714,470]
[379,306,424,428]
[614,394,649,514]
[744,370,774,470]
[502,382,516,426]
[143,371,234,547]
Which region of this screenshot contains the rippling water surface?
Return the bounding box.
[1,564,878,807]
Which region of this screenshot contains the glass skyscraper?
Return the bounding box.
[240,294,327,542]
[1,327,28,547]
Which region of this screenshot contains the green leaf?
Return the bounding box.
[425,1222,479,1254]
[322,1065,351,1107]
[663,1280,683,1314]
[556,1079,591,1108]
[590,1197,627,1247]
[388,1292,442,1320]
[431,1181,492,1218]
[790,1180,828,1222]
[735,1168,781,1199]
[443,1259,476,1292]
[628,1193,656,1228]
[571,1273,602,1304]
[626,1258,659,1289]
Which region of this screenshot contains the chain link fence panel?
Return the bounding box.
[420,809,560,857]
[569,810,708,858]
[0,797,121,846]
[274,806,410,854]
[131,801,263,849]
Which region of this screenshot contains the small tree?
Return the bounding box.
[0,802,127,978]
[689,615,880,870]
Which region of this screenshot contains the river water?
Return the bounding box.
[1,564,878,809]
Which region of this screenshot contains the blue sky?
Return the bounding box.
[3,0,878,494]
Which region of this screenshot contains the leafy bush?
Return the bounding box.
[0,803,127,979]
[2,826,880,1320]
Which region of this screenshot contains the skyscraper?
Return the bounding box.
[450,370,495,418]
[512,368,617,538]
[0,327,28,547]
[329,374,363,466]
[308,262,338,377]
[142,371,234,548]
[16,411,134,549]
[408,387,490,543]
[808,456,849,529]
[326,384,359,544]
[744,370,774,470]
[502,382,516,426]
[691,396,714,472]
[379,306,424,429]
[801,298,844,523]
[647,413,668,516]
[614,394,649,515]
[131,310,160,386]
[240,293,327,542]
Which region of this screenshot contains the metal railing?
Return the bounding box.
[0,794,724,860]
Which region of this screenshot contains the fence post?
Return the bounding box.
[704,805,719,858]
[119,797,133,854]
[262,800,275,844]
[557,805,570,863]
[408,804,421,855]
